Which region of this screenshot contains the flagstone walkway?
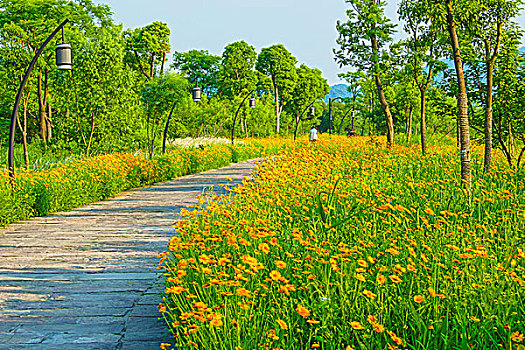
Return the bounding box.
[0,159,260,350]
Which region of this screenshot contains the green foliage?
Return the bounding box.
[217,41,258,99]
[172,49,221,94]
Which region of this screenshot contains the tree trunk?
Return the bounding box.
[47,103,53,141]
[37,73,48,144]
[446,1,471,191]
[420,89,427,155]
[272,75,280,134]
[483,60,494,172]
[370,22,394,146]
[406,106,413,144]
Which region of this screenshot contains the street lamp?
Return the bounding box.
[232,90,256,144]
[293,99,318,141]
[162,80,201,154]
[328,97,345,135]
[8,19,72,178]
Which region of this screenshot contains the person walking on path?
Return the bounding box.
[309,126,318,143]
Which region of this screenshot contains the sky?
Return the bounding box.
[94,0,525,86]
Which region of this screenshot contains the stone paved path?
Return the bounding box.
[0,160,260,350]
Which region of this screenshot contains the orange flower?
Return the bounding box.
[389,275,403,284]
[367,315,377,324]
[413,295,424,303]
[350,321,364,330]
[275,260,287,269]
[363,289,377,299]
[210,318,223,327]
[354,274,366,282]
[388,331,404,346]
[259,243,270,254]
[511,331,524,342]
[346,346,356,350]
[160,343,171,350]
[376,274,387,284]
[358,260,368,268]
[165,286,188,294]
[193,301,207,309]
[428,287,437,297]
[373,323,385,333]
[238,302,250,310]
[270,270,285,282]
[296,304,311,318]
[157,304,167,313]
[236,288,250,297]
[276,319,288,330]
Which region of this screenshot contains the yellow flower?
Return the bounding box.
[376,274,386,284]
[270,270,285,282]
[358,259,368,268]
[236,288,250,297]
[259,243,270,254]
[389,275,403,284]
[275,260,287,269]
[354,274,366,282]
[363,289,377,299]
[351,321,364,330]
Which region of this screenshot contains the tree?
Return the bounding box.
[424,0,475,190]
[0,0,113,149]
[216,41,257,99]
[52,25,140,155]
[334,0,396,146]
[338,71,364,134]
[399,0,447,154]
[464,0,522,171]
[286,64,329,140]
[140,73,188,157]
[172,49,221,95]
[124,21,170,81]
[256,44,298,134]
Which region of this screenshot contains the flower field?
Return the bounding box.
[159,136,525,350]
[0,138,297,226]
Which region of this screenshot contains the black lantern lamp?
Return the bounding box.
[56,27,72,70]
[249,97,256,109]
[309,106,315,116]
[192,86,201,102]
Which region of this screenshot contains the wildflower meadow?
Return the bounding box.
[158,136,525,350]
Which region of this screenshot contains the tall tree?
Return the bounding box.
[334,0,396,146]
[399,0,447,154]
[256,44,298,134]
[287,64,329,140]
[124,21,170,81]
[425,0,474,190]
[140,73,188,157]
[216,41,257,99]
[0,0,113,146]
[464,0,522,171]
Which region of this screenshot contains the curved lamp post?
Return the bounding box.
[231,90,256,144]
[8,19,72,178]
[337,108,355,134]
[328,97,345,135]
[162,80,202,154]
[293,100,317,141]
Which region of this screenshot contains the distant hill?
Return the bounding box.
[325,84,351,101]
